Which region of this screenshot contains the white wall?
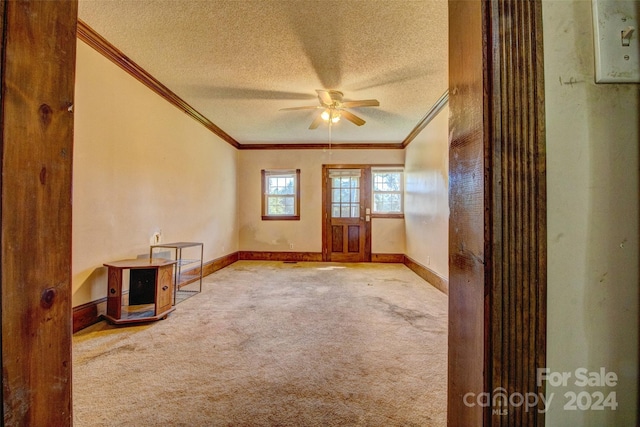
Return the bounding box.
[72,40,239,307]
[238,149,405,254]
[543,1,639,425]
[404,105,449,283]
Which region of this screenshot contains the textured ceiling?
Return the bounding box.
[78,0,449,145]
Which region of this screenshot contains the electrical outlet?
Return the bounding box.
[150,230,162,245]
[289,243,294,249]
[427,256,431,265]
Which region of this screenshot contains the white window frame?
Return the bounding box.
[371,167,404,217]
[261,169,300,220]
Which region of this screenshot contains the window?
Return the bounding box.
[261,169,300,220]
[371,168,403,216]
[329,169,361,218]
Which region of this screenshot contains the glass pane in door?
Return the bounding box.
[330,170,361,218]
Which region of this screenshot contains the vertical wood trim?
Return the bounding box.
[322,166,329,261]
[0,0,5,418]
[261,169,267,218]
[447,0,487,424]
[362,167,372,262]
[1,1,77,425]
[487,1,547,425]
[295,169,301,218]
[0,0,8,418]
[449,0,546,425]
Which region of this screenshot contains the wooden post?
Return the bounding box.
[0,1,78,425]
[448,0,547,425]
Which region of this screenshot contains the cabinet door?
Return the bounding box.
[155,265,174,313]
[106,267,123,319]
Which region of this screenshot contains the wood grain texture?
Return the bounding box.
[73,252,240,333]
[175,251,239,288]
[448,0,547,425]
[447,0,487,425]
[487,1,547,425]
[238,251,323,262]
[322,165,372,262]
[371,253,405,263]
[73,298,107,333]
[403,256,448,294]
[199,252,240,278]
[76,20,240,149]
[239,143,404,150]
[1,1,77,424]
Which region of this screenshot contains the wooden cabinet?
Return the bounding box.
[150,242,203,304]
[155,264,174,314]
[103,259,177,325]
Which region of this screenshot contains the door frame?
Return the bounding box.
[1,2,549,426]
[448,1,547,425]
[0,1,78,424]
[321,164,372,262]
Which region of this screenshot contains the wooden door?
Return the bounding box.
[322,166,371,262]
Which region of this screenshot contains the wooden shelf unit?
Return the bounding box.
[103,258,177,325]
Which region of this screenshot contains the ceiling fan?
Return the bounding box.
[280,89,380,129]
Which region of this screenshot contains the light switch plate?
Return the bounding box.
[592,0,640,83]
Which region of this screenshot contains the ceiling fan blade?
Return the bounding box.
[280,105,320,111]
[341,110,366,126]
[309,113,324,129]
[316,89,334,106]
[342,99,380,108]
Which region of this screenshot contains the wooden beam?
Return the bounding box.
[1,1,78,424]
[447,1,487,424]
[448,0,547,425]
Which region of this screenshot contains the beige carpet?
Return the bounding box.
[73,261,448,426]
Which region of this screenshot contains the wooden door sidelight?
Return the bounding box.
[322,166,371,262]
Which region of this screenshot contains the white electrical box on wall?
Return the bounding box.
[592,0,640,83]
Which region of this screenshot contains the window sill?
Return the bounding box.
[371,213,404,219]
[262,215,300,221]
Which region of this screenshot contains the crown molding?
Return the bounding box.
[76,20,240,148]
[238,142,404,150]
[76,19,441,151]
[401,90,449,148]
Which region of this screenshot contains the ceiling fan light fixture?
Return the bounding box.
[282,90,377,129]
[321,109,341,123]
